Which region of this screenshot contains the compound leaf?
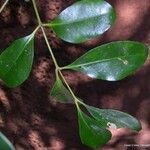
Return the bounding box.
[78,110,111,149]
[51,77,74,103]
[65,41,148,81]
[49,0,116,43]
[0,132,15,150]
[86,106,141,132]
[0,34,34,87]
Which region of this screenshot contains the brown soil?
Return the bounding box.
[0,0,150,150]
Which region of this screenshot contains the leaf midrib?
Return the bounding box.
[79,112,102,138]
[66,54,145,69]
[51,13,110,27]
[92,109,139,130]
[3,35,33,77]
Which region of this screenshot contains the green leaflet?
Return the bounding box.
[49,0,116,43]
[86,106,142,132]
[51,77,74,103]
[64,41,148,81]
[77,103,141,148]
[0,132,15,150]
[78,110,111,149]
[0,34,34,87]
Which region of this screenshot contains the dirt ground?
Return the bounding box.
[0,0,150,150]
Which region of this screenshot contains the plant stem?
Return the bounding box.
[31,0,81,109]
[41,27,59,68]
[31,0,42,25]
[0,0,9,13]
[32,25,40,35]
[31,0,58,68]
[58,70,80,110]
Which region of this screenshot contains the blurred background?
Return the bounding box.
[0,0,150,149]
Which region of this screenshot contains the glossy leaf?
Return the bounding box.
[78,110,111,149]
[86,106,141,132]
[65,41,148,81]
[51,77,74,103]
[49,0,116,43]
[0,132,15,150]
[0,34,34,87]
